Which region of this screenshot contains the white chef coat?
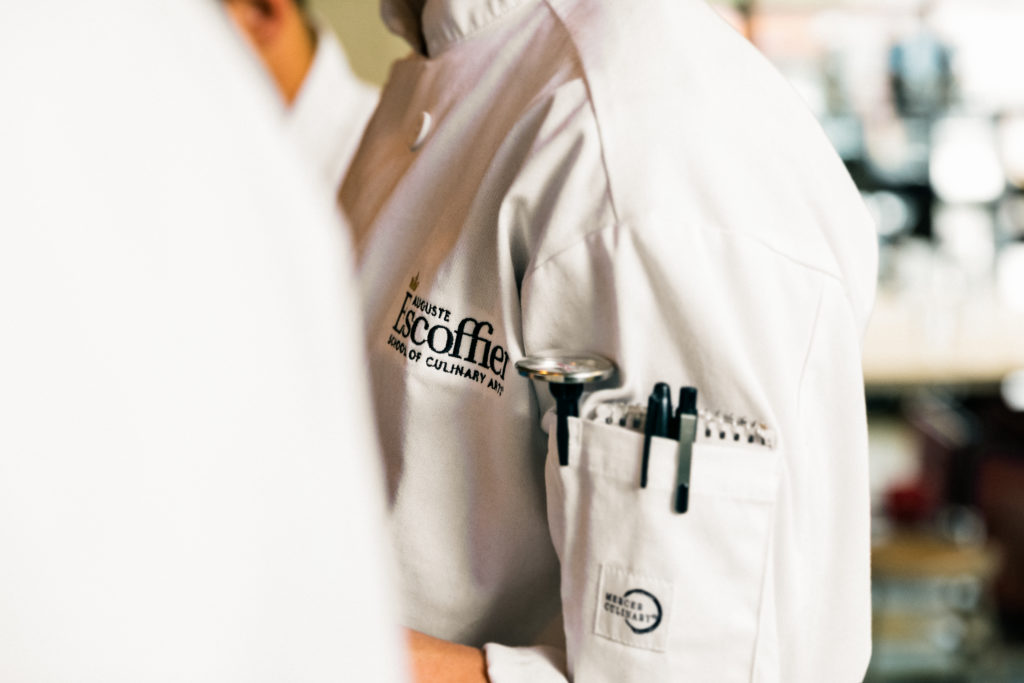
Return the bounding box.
[342,0,877,681]
[288,22,379,190]
[0,2,405,681]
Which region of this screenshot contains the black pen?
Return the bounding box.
[674,387,698,513]
[640,382,672,488]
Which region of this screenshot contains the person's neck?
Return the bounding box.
[271,15,316,104]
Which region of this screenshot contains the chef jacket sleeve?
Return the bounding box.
[0,3,407,681]
[484,76,873,682]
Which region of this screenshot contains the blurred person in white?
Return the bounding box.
[0,2,405,681]
[225,0,378,189]
[342,0,878,681]
[888,0,955,117]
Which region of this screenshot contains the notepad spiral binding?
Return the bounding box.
[591,402,776,448]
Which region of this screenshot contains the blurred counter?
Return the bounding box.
[863,289,1024,391]
[870,530,1001,681]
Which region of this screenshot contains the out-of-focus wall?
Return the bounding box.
[309,0,408,85]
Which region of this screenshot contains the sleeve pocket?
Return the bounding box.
[545,415,779,682]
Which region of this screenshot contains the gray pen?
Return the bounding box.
[674,387,698,514]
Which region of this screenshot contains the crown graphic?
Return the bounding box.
[409,273,420,291]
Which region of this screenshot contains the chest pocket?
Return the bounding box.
[545,415,780,682]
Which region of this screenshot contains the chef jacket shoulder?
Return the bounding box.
[374,0,876,327]
[541,0,878,328]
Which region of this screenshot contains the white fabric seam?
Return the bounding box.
[794,279,827,451]
[540,0,622,226]
[521,221,847,295]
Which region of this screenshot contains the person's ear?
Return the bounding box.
[225,0,291,48]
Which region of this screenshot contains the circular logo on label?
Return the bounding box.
[622,588,663,634]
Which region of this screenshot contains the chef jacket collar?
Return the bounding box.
[381,0,530,57]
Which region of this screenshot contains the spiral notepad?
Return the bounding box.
[590,402,776,448]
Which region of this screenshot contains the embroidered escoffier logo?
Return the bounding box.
[594,565,674,652]
[385,273,508,397]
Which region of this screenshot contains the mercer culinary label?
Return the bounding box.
[385,275,507,398]
[594,564,674,652]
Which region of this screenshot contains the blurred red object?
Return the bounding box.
[885,479,939,524]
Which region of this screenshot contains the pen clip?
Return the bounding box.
[640,383,671,488]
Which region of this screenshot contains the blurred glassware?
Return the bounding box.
[937,504,988,548]
[929,0,1024,113]
[933,203,996,287]
[865,190,919,240]
[995,243,1024,313]
[1000,369,1024,413]
[889,236,936,294]
[996,194,1024,241]
[930,116,1006,204]
[997,114,1024,190]
[887,6,955,118]
[891,237,968,349]
[866,116,932,186]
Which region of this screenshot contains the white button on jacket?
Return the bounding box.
[343,1,877,681]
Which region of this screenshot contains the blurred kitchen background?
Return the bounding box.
[314,1,1024,679]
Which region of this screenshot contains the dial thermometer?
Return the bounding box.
[516,352,616,466]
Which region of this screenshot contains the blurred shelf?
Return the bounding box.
[863,291,1024,392]
[873,533,1000,580]
[870,532,1001,682]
